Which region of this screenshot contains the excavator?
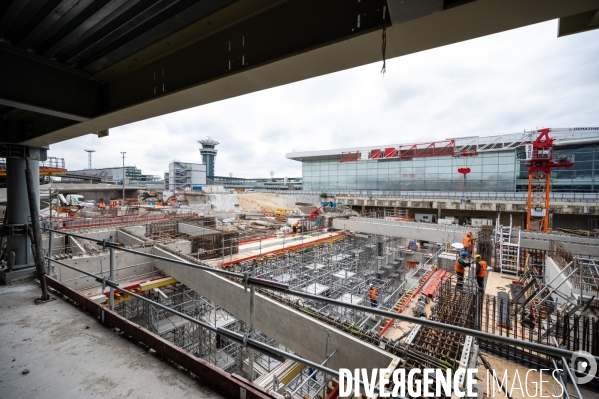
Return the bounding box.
[306,204,328,219]
[164,195,178,206]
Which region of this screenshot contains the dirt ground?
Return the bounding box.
[483,270,519,297]
[236,193,288,212]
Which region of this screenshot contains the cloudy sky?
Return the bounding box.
[50,20,599,179]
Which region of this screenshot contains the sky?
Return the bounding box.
[50,20,599,179]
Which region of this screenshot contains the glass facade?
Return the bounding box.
[302,143,599,193]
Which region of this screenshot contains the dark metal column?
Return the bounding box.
[1,145,45,284]
[5,157,38,269]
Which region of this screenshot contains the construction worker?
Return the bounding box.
[462,231,475,256]
[292,221,299,234]
[474,254,487,292]
[455,252,471,290]
[368,286,378,307]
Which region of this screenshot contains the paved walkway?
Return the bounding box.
[0,283,224,399]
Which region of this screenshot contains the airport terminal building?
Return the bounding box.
[286,128,599,195]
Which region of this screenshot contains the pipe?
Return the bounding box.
[25,157,50,300]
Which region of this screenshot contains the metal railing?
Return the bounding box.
[251,189,599,202]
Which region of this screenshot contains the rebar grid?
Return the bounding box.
[389,277,477,399]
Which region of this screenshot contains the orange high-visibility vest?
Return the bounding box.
[368,289,378,300]
[455,258,465,273]
[477,260,488,278]
[462,236,472,248]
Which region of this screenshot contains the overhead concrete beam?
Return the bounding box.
[333,217,475,243]
[153,248,395,371]
[334,217,599,257]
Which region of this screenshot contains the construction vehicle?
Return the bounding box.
[52,194,83,216]
[306,205,326,219]
[164,195,178,206]
[62,194,85,207]
[524,128,574,232]
[274,208,294,216]
[140,191,158,203]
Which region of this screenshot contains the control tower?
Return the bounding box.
[198,137,219,177]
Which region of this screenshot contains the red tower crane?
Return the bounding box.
[525,128,574,232]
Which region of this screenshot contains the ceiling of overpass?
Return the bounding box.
[1,0,598,147]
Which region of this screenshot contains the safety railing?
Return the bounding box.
[254,189,599,202]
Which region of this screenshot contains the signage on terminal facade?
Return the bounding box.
[524,144,534,160]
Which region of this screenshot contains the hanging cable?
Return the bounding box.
[381,5,387,75]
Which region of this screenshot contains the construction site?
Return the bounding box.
[1,166,596,398]
[1,127,599,399]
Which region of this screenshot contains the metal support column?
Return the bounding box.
[5,157,37,269]
[322,329,331,399]
[25,156,50,300]
[109,235,115,310]
[248,263,256,381]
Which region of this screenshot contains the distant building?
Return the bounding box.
[286,127,599,194]
[65,166,164,189]
[207,176,302,191]
[169,161,206,191]
[198,137,219,177]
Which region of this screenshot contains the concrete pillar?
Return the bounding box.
[5,157,39,270]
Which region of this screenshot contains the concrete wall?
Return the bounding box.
[117,230,146,247]
[58,247,157,290]
[78,230,115,242]
[544,257,573,301]
[520,232,599,257]
[154,248,395,371]
[120,226,147,237]
[42,235,65,256]
[163,240,192,253]
[333,217,475,244]
[271,195,321,208]
[182,193,207,205]
[178,223,219,236]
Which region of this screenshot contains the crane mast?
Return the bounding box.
[525,128,574,232]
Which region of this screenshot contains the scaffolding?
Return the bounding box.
[235,234,407,329]
[112,282,285,379]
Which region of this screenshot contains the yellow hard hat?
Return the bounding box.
[475,254,482,259]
